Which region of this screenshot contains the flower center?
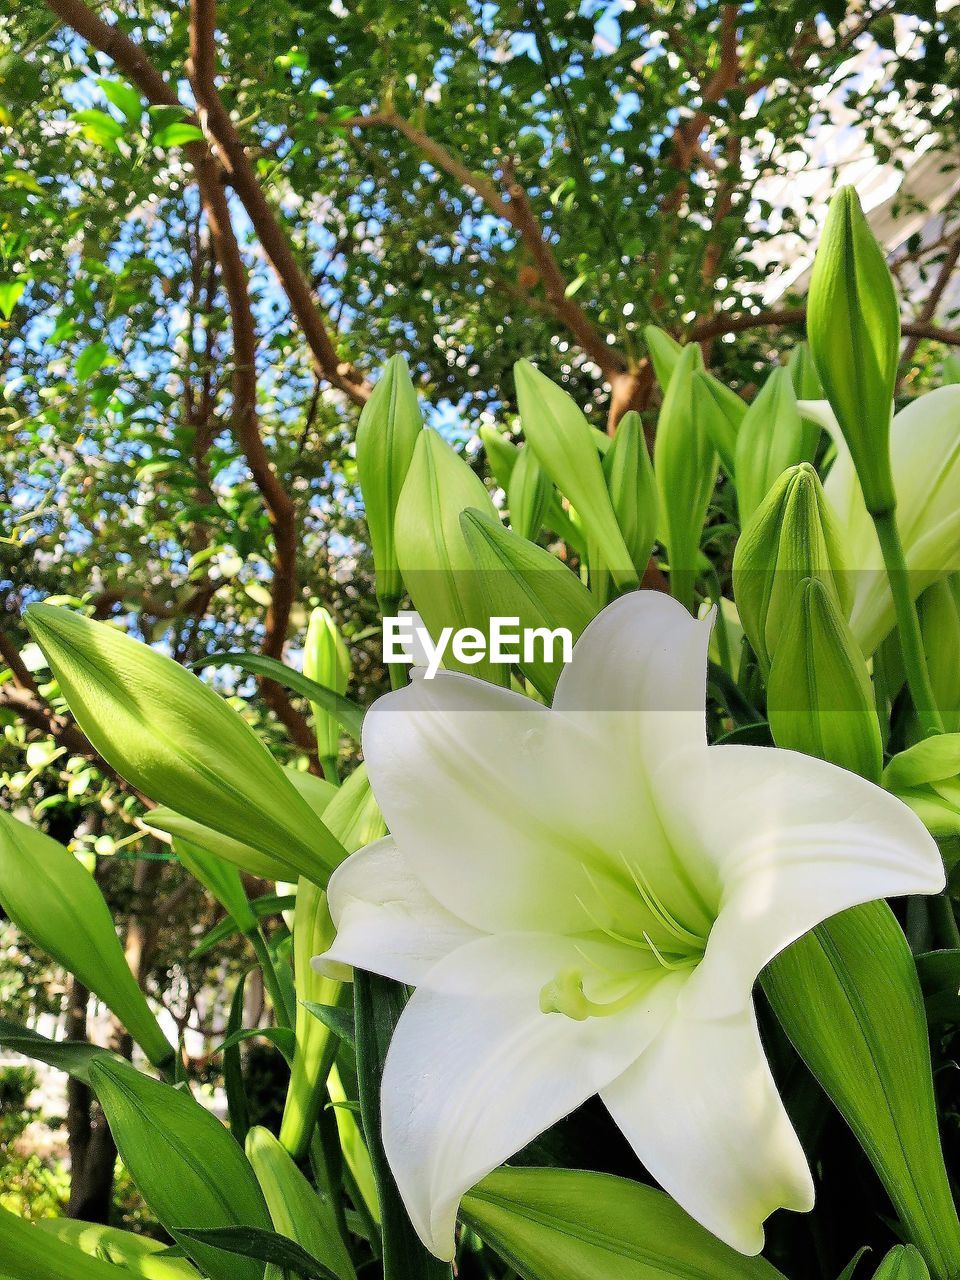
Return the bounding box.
[540,854,710,1022]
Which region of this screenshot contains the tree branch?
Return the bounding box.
[686,306,960,348]
[900,225,960,368]
[43,0,370,405]
[186,0,317,764]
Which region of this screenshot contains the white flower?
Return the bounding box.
[802,387,960,657]
[316,592,943,1260]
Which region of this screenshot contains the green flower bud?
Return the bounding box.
[174,836,257,936]
[787,342,823,400]
[0,812,172,1068]
[734,366,815,525]
[148,808,297,882]
[279,762,384,1157]
[356,355,423,605]
[733,462,849,670]
[691,370,746,478]
[602,410,658,576]
[460,507,598,699]
[643,325,702,393]
[514,360,637,590]
[304,606,351,775]
[807,186,900,517]
[874,1245,931,1280]
[883,733,960,838]
[395,428,506,682]
[247,1127,357,1280]
[25,604,344,881]
[918,576,960,733]
[653,344,718,611]
[88,1058,271,1280]
[508,444,551,542]
[768,577,883,782]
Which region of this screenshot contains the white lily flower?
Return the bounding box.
[316,592,943,1260]
[802,387,960,657]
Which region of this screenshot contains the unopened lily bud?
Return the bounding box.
[356,355,423,605]
[602,411,658,576]
[874,1245,931,1280]
[148,808,297,882]
[507,445,551,542]
[0,812,173,1068]
[653,344,718,611]
[808,186,900,517]
[394,429,505,682]
[768,577,883,782]
[733,462,849,670]
[691,370,746,478]
[918,576,960,733]
[304,607,351,775]
[279,763,384,1157]
[24,605,345,881]
[246,1127,355,1280]
[788,342,823,401]
[644,325,701,393]
[514,360,637,590]
[735,366,815,525]
[460,507,598,699]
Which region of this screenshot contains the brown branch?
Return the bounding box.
[186,0,317,765]
[347,110,625,377]
[901,226,960,368]
[43,0,369,405]
[686,306,960,349]
[186,0,369,405]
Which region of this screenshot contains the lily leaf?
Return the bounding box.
[174,1227,339,1279]
[460,1166,786,1279]
[0,1017,119,1084]
[304,1000,356,1048]
[197,650,365,742]
[217,1025,297,1064]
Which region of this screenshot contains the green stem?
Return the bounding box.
[248,927,294,1029]
[872,509,943,738]
[320,755,341,786]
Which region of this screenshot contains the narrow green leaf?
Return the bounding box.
[189,894,295,960]
[174,1227,338,1280]
[197,650,365,742]
[218,1024,297,1063]
[303,1001,356,1047]
[0,1205,135,1280]
[0,1016,119,1084]
[36,1218,200,1278]
[223,973,251,1144]
[460,1167,786,1280]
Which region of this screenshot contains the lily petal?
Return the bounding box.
[552,591,712,762]
[381,932,686,1260]
[812,387,960,655]
[668,744,944,1017]
[315,837,480,983]
[601,998,814,1255]
[361,671,654,933]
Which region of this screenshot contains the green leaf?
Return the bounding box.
[835,1247,870,1280]
[97,77,143,124]
[218,1024,297,1063]
[0,279,25,318]
[36,1219,200,1278]
[151,808,298,884]
[874,1246,931,1279]
[75,340,111,381]
[197,650,365,742]
[174,1227,339,1279]
[88,1058,273,1280]
[190,894,296,959]
[246,1125,357,1280]
[460,1167,786,1280]
[0,1205,136,1280]
[916,950,960,1023]
[25,604,344,882]
[303,1001,356,1047]
[0,1016,120,1084]
[354,971,452,1280]
[223,972,251,1145]
[175,835,257,933]
[763,902,960,1279]
[153,122,205,147]
[72,108,125,148]
[0,814,173,1068]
